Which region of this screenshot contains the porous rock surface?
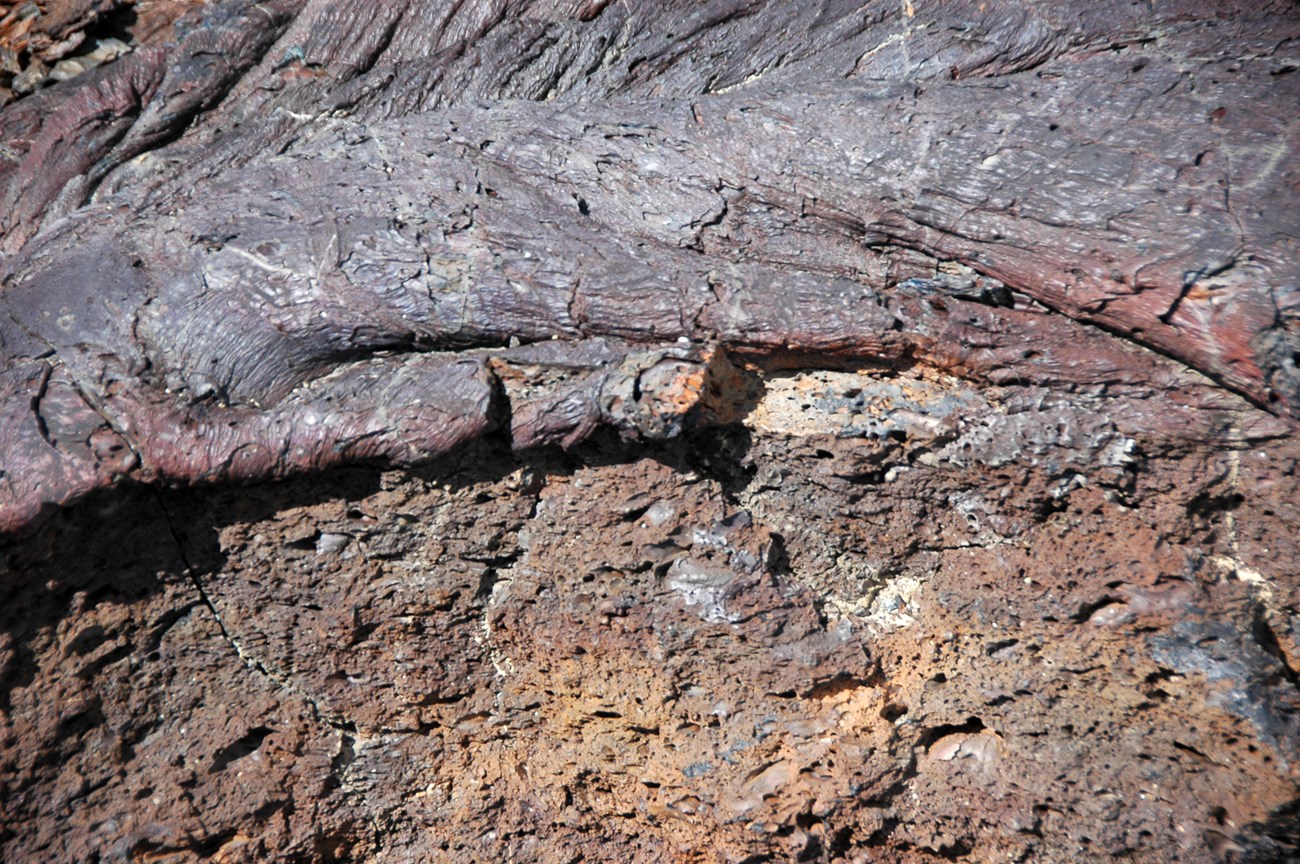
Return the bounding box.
[1,1,1299,862]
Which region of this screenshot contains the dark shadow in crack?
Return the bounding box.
[0,429,720,716]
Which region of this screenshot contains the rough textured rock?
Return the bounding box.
[1,1,1298,862]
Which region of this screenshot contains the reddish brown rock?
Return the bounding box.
[1,1,1298,862]
[4,367,1299,861]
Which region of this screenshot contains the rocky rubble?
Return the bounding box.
[0,0,203,104]
[4,355,1299,862]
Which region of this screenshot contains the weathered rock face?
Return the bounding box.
[5,380,1300,862]
[1,1,1298,862]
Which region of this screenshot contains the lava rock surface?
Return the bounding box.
[1,1,1298,862]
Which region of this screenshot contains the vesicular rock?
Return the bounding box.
[1,1,1298,862]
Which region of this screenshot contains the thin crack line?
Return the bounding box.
[149,490,359,743]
